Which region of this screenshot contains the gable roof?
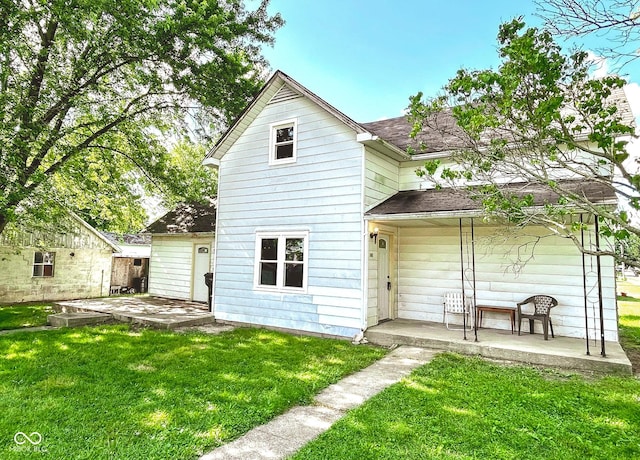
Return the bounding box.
[69,211,122,252]
[205,70,373,163]
[0,210,120,252]
[366,180,617,217]
[144,201,217,235]
[205,71,636,163]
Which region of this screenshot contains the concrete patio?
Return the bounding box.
[365,319,632,375]
[54,296,214,329]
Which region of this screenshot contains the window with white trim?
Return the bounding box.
[33,251,55,277]
[255,232,307,291]
[269,119,297,164]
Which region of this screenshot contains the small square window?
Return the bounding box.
[133,258,142,266]
[33,251,55,277]
[270,120,297,165]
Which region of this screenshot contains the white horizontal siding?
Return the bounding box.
[395,224,618,341]
[364,148,399,208]
[213,92,365,338]
[148,236,214,300]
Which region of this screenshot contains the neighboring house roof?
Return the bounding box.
[101,232,151,246]
[144,202,217,235]
[100,232,151,258]
[366,180,617,216]
[0,210,121,252]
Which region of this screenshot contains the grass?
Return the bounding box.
[292,353,640,460]
[0,303,54,330]
[292,285,640,460]
[616,280,640,373]
[0,325,386,459]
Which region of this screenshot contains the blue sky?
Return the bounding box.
[260,0,639,123]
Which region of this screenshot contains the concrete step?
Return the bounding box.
[47,312,114,328]
[112,313,216,330]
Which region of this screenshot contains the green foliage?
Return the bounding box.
[0,325,386,459]
[293,353,640,459]
[0,0,282,234]
[409,19,638,266]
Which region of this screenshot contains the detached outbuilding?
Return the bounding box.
[144,202,216,303]
[0,212,119,303]
[101,232,151,294]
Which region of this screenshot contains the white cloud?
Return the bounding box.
[586,50,611,79]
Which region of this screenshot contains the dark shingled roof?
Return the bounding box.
[145,202,217,234]
[362,110,469,154]
[101,231,151,245]
[366,180,617,216]
[361,87,635,155]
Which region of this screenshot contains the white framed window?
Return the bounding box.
[33,251,55,277]
[255,231,308,292]
[269,119,297,165]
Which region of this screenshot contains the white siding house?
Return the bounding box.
[145,202,216,303]
[203,70,629,343]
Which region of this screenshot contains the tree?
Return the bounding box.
[535,0,640,68]
[52,139,218,233]
[407,19,638,266]
[0,0,283,235]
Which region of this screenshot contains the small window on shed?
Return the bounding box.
[269,119,297,165]
[133,258,142,266]
[33,251,55,277]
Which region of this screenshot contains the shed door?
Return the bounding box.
[377,236,390,321]
[192,244,211,303]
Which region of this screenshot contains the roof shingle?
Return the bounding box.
[366,180,617,216]
[145,202,217,234]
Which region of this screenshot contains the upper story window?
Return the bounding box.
[255,231,308,292]
[270,119,297,165]
[33,251,55,277]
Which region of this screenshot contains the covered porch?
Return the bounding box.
[365,318,631,375]
[364,181,621,354]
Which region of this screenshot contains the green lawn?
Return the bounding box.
[293,285,640,460]
[617,280,640,373]
[0,303,54,330]
[293,353,640,460]
[0,325,386,459]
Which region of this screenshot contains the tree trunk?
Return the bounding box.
[0,211,8,236]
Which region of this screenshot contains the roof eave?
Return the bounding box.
[365,201,618,221]
[145,231,215,237]
[357,133,411,160]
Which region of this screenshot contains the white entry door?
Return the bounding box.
[377,236,390,321]
[192,244,211,303]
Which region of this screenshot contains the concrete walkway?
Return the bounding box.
[200,346,437,460]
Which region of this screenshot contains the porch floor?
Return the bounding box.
[365,319,632,375]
